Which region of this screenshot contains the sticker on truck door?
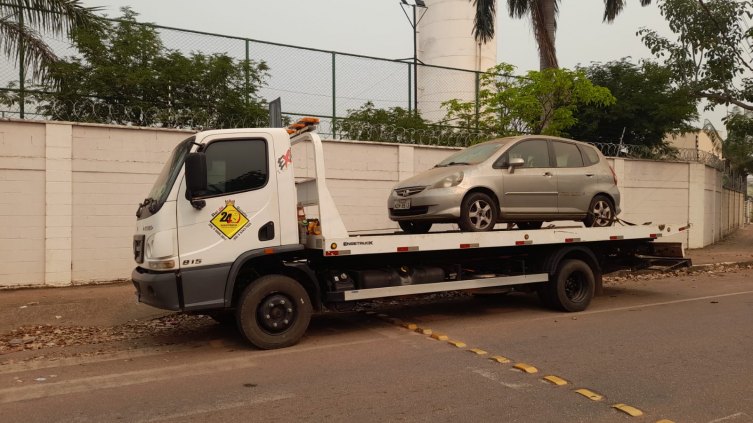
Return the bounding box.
[209,200,250,239]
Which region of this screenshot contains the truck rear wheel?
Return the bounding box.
[236,274,312,349]
[541,259,595,312]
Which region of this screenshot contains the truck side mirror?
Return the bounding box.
[508,157,525,173]
[185,152,208,208]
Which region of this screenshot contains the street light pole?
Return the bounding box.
[400,0,428,115]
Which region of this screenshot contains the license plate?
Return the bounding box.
[394,199,411,210]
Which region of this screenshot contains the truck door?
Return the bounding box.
[175,134,280,309]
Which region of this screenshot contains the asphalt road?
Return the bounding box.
[1,268,752,423]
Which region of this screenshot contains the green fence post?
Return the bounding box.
[408,64,412,114]
[245,39,250,107]
[18,8,25,119]
[474,71,480,132]
[332,52,337,139]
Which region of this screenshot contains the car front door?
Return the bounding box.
[495,139,558,217]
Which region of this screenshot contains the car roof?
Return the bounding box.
[481,135,591,146]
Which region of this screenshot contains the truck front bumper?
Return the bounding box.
[132,267,182,311]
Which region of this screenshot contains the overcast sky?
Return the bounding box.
[80,0,728,130]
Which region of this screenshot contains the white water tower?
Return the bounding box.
[414,0,498,122]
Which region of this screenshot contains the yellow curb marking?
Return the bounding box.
[415,328,433,335]
[575,388,603,401]
[403,323,418,330]
[543,375,568,386]
[468,348,488,355]
[513,363,538,374]
[612,404,643,417]
[489,355,511,364]
[447,340,466,348]
[430,333,449,341]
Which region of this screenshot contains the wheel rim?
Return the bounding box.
[591,200,613,227]
[469,199,493,229]
[564,272,588,303]
[257,293,296,334]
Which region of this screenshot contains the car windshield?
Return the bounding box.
[147,137,194,206]
[436,141,506,167]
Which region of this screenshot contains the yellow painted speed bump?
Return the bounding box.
[612,404,643,417]
[403,323,418,330]
[575,388,603,401]
[447,340,467,348]
[543,375,568,386]
[655,420,675,423]
[415,327,433,335]
[489,355,511,364]
[513,363,538,374]
[468,348,488,355]
[430,333,449,341]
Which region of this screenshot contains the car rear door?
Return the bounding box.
[550,140,591,215]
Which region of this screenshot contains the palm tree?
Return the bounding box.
[470,0,652,70]
[0,1,102,83]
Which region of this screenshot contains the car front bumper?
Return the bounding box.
[388,186,464,221]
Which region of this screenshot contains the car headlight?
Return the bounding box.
[430,172,464,189]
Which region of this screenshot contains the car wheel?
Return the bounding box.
[583,195,615,227]
[517,221,543,230]
[398,221,432,234]
[459,192,497,232]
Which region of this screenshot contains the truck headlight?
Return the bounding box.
[431,172,464,189]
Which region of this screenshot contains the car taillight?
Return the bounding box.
[609,165,618,185]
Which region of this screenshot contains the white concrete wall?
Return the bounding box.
[0,120,745,287]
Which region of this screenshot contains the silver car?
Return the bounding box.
[388,135,621,233]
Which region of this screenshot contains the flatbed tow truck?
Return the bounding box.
[132,118,688,349]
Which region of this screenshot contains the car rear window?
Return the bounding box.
[578,144,601,166]
[552,141,584,168]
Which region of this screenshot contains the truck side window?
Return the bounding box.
[204,139,268,195]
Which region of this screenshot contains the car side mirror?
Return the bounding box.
[508,157,525,173]
[185,152,207,209]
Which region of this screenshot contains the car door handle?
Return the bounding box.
[585,173,595,177]
[543,172,553,177]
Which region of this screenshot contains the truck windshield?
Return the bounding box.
[147,137,194,208]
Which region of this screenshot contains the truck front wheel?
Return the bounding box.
[236,274,312,349]
[541,259,595,312]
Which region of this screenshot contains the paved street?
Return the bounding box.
[1,265,752,422]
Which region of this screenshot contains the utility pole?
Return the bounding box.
[400,0,428,114]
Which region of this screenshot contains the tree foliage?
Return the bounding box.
[340,101,428,143]
[723,111,753,174]
[568,58,698,147]
[442,63,615,137]
[0,0,103,83]
[32,9,269,128]
[639,0,753,111]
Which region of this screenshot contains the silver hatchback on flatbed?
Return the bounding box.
[388,135,621,233]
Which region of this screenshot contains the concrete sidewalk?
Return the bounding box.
[1,224,750,334]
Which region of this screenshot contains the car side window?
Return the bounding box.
[204,139,268,195]
[552,141,584,168]
[578,144,600,166]
[503,140,550,168]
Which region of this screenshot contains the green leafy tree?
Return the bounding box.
[470,0,652,70]
[34,8,269,128]
[568,58,698,147]
[340,101,428,143]
[0,0,103,82]
[443,63,615,137]
[722,111,753,175]
[639,0,753,112]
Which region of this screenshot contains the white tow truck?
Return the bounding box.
[132,118,688,349]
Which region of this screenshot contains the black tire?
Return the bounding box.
[541,259,595,312]
[236,275,312,350]
[399,221,432,234]
[517,221,543,230]
[583,195,615,227]
[459,192,498,232]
